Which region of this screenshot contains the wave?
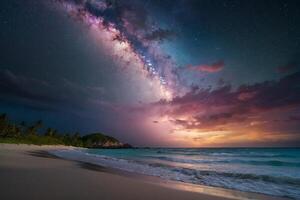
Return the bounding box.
[175,168,300,186]
[146,162,300,186]
[51,149,300,199]
[246,160,300,167]
[149,156,300,167]
[155,150,298,159]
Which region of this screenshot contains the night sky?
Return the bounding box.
[1,0,300,147]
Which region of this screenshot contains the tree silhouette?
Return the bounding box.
[0,113,127,148]
[0,113,8,137]
[20,121,27,135]
[45,128,54,137]
[25,120,43,135]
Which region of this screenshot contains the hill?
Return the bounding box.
[81,133,132,148]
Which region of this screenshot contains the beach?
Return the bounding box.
[0,144,288,200]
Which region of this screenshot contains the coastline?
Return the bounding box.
[0,144,289,200]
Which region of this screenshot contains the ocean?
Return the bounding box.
[52,148,300,199]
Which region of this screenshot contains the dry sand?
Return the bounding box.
[0,144,287,200]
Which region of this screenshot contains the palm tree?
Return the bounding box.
[26,120,43,135]
[72,132,82,146]
[63,133,71,144]
[52,129,58,138]
[20,121,27,135]
[26,126,36,135]
[15,127,21,137]
[45,128,54,137]
[0,113,9,137]
[73,132,80,139]
[35,120,43,131]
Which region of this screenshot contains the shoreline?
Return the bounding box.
[0,144,289,200]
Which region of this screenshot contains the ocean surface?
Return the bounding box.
[52,148,300,199]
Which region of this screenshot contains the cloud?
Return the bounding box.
[277,63,298,74]
[0,69,60,105]
[0,69,105,112]
[288,115,300,122]
[151,71,300,131]
[277,54,300,74]
[188,60,224,73]
[237,91,257,101]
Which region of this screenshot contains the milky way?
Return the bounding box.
[54,0,183,100]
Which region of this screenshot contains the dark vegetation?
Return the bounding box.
[0,113,131,148]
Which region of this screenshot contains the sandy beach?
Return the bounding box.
[0,144,288,200]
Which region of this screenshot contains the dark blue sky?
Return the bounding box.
[0,0,300,146]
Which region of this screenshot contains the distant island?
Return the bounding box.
[0,113,132,148]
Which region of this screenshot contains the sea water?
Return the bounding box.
[52,148,300,199]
